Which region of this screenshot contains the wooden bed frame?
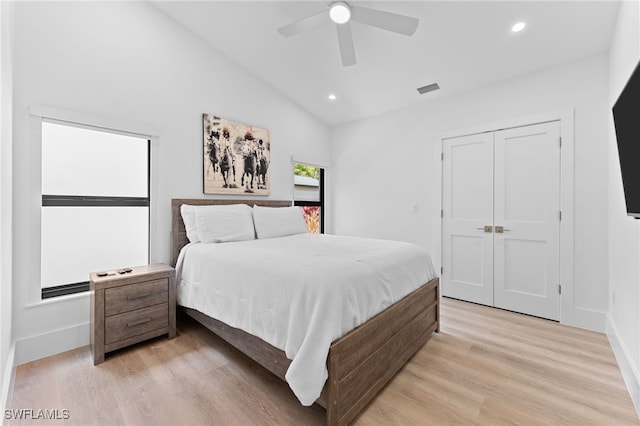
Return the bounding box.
[171,198,440,425]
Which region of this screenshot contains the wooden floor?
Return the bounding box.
[8,298,639,425]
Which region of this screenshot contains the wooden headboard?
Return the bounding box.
[170,198,293,266]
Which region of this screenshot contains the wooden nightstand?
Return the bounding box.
[90,263,176,365]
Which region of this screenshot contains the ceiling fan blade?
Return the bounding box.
[336,23,356,66]
[277,10,328,38]
[351,6,419,36]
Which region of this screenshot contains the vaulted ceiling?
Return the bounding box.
[152,1,620,126]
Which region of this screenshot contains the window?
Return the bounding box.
[41,120,150,299]
[293,163,324,234]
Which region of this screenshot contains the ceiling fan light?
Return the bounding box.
[330,2,351,24]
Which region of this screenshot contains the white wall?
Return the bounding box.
[606,0,640,414]
[330,53,610,332]
[11,1,330,364]
[0,0,15,412]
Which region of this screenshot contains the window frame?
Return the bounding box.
[293,166,325,234]
[40,119,151,299]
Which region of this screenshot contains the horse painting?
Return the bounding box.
[203,113,270,195]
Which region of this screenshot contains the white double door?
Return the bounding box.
[442,121,561,320]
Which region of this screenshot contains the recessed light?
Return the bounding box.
[512,22,526,33]
[328,94,337,101]
[330,2,351,24]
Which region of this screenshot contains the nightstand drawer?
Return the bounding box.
[105,278,168,316]
[105,303,169,345]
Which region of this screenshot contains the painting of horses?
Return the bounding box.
[203,113,270,195]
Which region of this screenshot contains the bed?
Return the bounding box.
[171,198,440,425]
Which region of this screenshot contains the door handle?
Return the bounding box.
[476,226,493,233]
[495,226,511,233]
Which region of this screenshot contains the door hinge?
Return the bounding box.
[559,210,562,221]
[441,266,444,275]
[441,152,444,161]
[559,137,562,148]
[558,284,562,295]
[441,209,444,218]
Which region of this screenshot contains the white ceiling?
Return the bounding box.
[152,1,620,126]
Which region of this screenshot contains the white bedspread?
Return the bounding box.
[176,233,436,406]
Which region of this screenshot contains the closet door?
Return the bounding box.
[493,122,561,320]
[442,132,494,306]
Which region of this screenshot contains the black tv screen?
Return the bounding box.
[613,59,640,219]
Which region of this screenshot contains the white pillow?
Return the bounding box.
[180,204,200,243]
[195,204,255,243]
[252,205,308,239]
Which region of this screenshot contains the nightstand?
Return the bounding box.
[90,263,176,365]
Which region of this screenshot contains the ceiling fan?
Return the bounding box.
[277,1,419,67]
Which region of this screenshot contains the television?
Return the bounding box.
[613,58,640,219]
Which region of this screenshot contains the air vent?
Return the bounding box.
[417,83,440,95]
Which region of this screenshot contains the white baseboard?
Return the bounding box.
[1,342,16,423]
[564,306,606,333]
[14,322,89,366]
[606,314,640,418]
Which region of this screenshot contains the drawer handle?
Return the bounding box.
[127,318,152,327]
[127,293,151,301]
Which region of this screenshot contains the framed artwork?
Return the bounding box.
[203,113,270,195]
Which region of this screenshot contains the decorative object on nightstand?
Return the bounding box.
[90,263,176,365]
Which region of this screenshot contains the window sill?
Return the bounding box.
[25,290,89,309]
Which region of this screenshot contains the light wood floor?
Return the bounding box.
[8,298,639,425]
